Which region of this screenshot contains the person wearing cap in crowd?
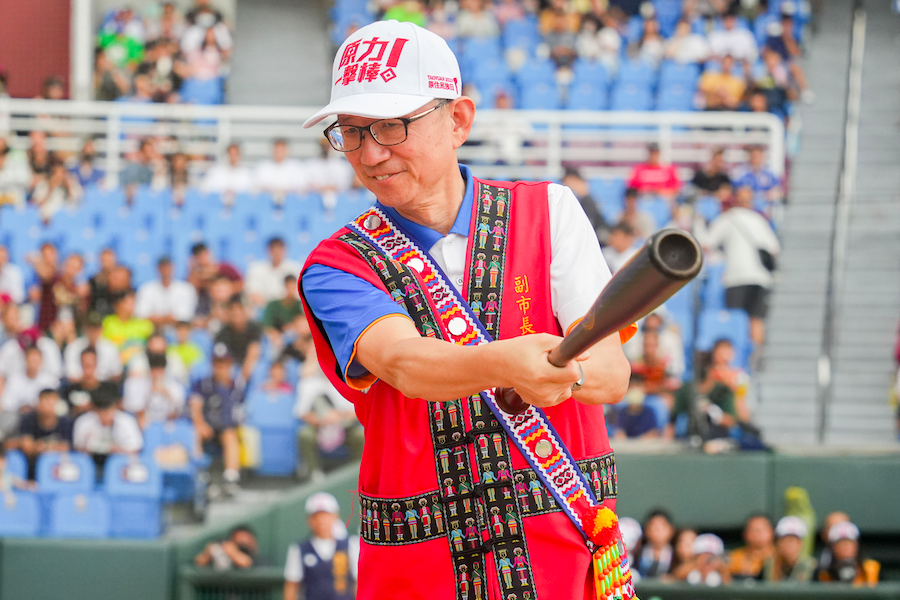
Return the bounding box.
[761,516,817,582]
[625,143,681,202]
[72,382,143,474]
[727,514,774,581]
[299,20,634,600]
[674,533,731,586]
[283,492,358,600]
[815,510,849,574]
[63,312,123,383]
[817,521,880,586]
[189,342,246,496]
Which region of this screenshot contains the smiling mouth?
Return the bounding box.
[374,174,394,181]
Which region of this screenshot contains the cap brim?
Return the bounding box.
[303,93,432,128]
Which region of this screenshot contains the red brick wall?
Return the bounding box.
[0,0,71,98]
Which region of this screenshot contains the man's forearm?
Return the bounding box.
[571,334,631,406]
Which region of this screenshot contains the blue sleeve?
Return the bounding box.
[301,264,411,383]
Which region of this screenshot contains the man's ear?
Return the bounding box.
[449,97,477,150]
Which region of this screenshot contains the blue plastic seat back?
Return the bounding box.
[141,420,199,472]
[103,455,163,499]
[656,82,695,111]
[0,491,41,537]
[637,196,672,229]
[5,449,27,480]
[49,492,111,538]
[573,59,610,88]
[515,58,556,86]
[246,390,296,428]
[36,452,96,495]
[700,261,727,311]
[503,19,540,52]
[695,195,722,222]
[617,57,658,89]
[518,81,560,110]
[659,61,701,88]
[695,308,752,369]
[610,82,654,111]
[566,81,608,111]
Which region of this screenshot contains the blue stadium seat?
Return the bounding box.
[518,81,560,110]
[142,420,203,504]
[180,77,224,105]
[637,196,672,229]
[700,261,727,311]
[104,455,164,539]
[695,195,722,222]
[6,449,28,480]
[572,59,610,88]
[254,426,298,476]
[659,61,700,88]
[610,82,654,111]
[36,452,96,495]
[566,80,608,111]
[617,57,658,89]
[246,389,296,428]
[589,178,626,223]
[0,491,40,537]
[624,16,644,46]
[471,56,512,90]
[515,58,556,86]
[695,308,752,369]
[656,82,695,112]
[49,493,111,538]
[502,18,540,52]
[653,0,682,37]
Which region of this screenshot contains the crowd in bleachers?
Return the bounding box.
[334,0,811,118]
[94,0,232,105]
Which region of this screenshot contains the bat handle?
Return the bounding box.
[495,342,569,414]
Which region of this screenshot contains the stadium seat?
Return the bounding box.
[0,491,41,537]
[518,81,561,110]
[695,308,752,369]
[656,82,695,111]
[515,58,556,87]
[695,195,722,222]
[180,77,225,105]
[610,83,654,112]
[254,426,298,476]
[572,59,610,88]
[142,420,205,504]
[49,493,111,538]
[502,18,540,53]
[659,61,701,88]
[700,261,727,311]
[6,449,28,480]
[637,196,672,229]
[36,452,96,495]
[104,455,164,539]
[246,389,296,428]
[653,0,682,37]
[617,57,658,89]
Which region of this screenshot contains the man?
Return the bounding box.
[284,492,358,600]
[817,521,879,586]
[123,352,186,429]
[299,21,633,600]
[135,256,198,329]
[690,147,731,197]
[0,306,63,388]
[60,347,107,417]
[194,525,264,570]
[188,242,243,320]
[214,297,262,381]
[626,143,681,201]
[190,343,246,495]
[561,168,610,244]
[305,137,356,216]
[202,142,253,201]
[762,516,817,582]
[87,248,124,317]
[731,145,784,217]
[8,388,73,479]
[620,187,657,240]
[727,514,774,580]
[63,312,123,383]
[102,290,155,365]
[602,222,639,274]
[245,237,302,311]
[613,374,659,440]
[253,139,307,204]
[0,138,31,209]
[0,244,24,304]
[698,55,747,111]
[0,344,60,441]
[72,383,143,473]
[262,275,305,346]
[705,185,780,350]
[708,9,758,65]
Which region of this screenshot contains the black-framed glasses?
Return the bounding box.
[323,99,451,153]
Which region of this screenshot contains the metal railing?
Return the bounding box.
[0,98,785,187]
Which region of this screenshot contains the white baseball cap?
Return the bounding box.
[692,533,725,556]
[827,521,860,543]
[303,20,462,128]
[305,492,340,515]
[775,516,808,539]
[618,517,643,551]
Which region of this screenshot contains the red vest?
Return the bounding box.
[301,178,616,600]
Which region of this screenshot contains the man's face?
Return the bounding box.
[229,303,247,327]
[832,539,858,562]
[42,244,58,265]
[159,261,173,282]
[775,535,803,565]
[81,351,98,377]
[723,15,736,30]
[710,152,724,171]
[309,511,337,539]
[38,393,58,417]
[227,145,241,166]
[268,242,285,265]
[721,56,734,74]
[85,324,101,344]
[339,100,465,211]
[116,295,136,318]
[273,142,288,162]
[196,249,212,267]
[744,517,773,549]
[647,149,660,166]
[749,148,764,168]
[97,406,116,427]
[213,358,232,379]
[100,249,116,271]
[25,348,43,373]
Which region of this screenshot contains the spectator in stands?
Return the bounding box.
[672,533,731,586]
[102,290,155,365]
[613,374,659,439]
[183,0,233,55]
[627,143,680,201]
[0,138,31,208]
[636,509,676,578]
[26,131,56,196]
[706,338,751,423]
[456,0,501,39]
[751,46,796,119]
[816,510,850,574]
[254,139,307,204]
[294,318,363,481]
[705,184,780,352]
[0,307,63,388]
[493,0,524,26]
[116,72,155,105]
[760,516,817,582]
[183,27,228,102]
[664,19,711,65]
[145,2,186,44]
[562,168,610,243]
[0,245,24,305]
[690,147,731,198]
[602,222,638,274]
[136,256,198,329]
[40,252,88,346]
[120,137,166,202]
[624,312,685,382]
[246,237,303,311]
[284,492,358,600]
[765,8,812,103]
[732,145,784,214]
[73,383,143,474]
[727,514,774,580]
[171,320,205,373]
[8,388,72,479]
[618,187,656,239]
[190,343,245,496]
[262,275,304,348]
[202,142,253,201]
[60,348,109,417]
[384,0,427,26]
[698,54,747,111]
[69,138,105,188]
[215,297,262,381]
[708,8,758,66]
[261,359,293,394]
[633,18,665,67]
[64,312,123,383]
[93,47,132,102]
[630,329,681,407]
[666,528,697,581]
[123,352,186,429]
[189,242,243,320]
[542,7,580,68]
[0,344,60,442]
[817,521,879,586]
[31,159,82,223]
[668,358,737,441]
[167,151,192,204]
[305,138,356,216]
[130,331,188,385]
[87,248,122,317]
[195,525,263,570]
[0,447,35,491]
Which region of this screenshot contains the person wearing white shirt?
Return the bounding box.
[704,185,780,349]
[123,353,186,429]
[602,223,640,274]
[0,334,63,385]
[135,256,198,329]
[202,142,254,202]
[254,139,308,204]
[665,19,711,65]
[283,492,358,600]
[0,345,60,441]
[708,13,758,64]
[245,237,302,310]
[304,139,356,215]
[73,385,143,470]
[63,313,123,382]
[0,245,24,304]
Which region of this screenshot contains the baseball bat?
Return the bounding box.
[495,228,703,414]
